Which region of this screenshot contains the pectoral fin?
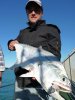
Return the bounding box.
[20,70,34,78]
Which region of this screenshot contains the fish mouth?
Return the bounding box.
[52,81,71,93]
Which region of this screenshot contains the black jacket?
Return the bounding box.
[16,20,61,60]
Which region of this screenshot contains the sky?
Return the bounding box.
[0,0,75,68]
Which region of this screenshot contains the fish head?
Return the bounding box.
[52,62,72,93]
[43,62,72,94]
[52,75,71,93]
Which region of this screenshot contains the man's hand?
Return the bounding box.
[8,40,19,51]
[29,68,36,80]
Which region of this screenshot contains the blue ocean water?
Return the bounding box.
[0,69,15,100]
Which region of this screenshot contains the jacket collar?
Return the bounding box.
[27,20,46,31]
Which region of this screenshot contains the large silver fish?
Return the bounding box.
[11,43,71,100]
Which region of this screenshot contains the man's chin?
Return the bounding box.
[30,19,38,23]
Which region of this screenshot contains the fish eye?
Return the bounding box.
[62,77,65,81]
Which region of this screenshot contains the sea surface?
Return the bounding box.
[0,69,15,100]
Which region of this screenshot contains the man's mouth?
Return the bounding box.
[31,17,37,18]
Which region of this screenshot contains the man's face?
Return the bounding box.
[26,6,43,23]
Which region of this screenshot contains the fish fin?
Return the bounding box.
[20,70,34,78]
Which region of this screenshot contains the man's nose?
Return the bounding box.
[31,11,36,15]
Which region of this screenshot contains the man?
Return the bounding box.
[0,45,5,86]
[8,0,61,99]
